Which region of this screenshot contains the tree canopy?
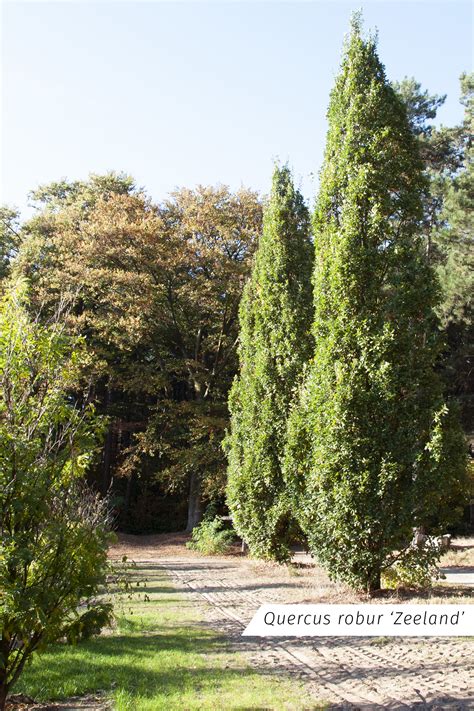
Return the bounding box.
[226,165,313,561]
[284,16,468,591]
[13,176,262,531]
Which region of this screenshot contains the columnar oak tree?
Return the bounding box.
[285,17,468,591]
[226,166,313,561]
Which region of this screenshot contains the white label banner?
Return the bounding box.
[242,604,474,637]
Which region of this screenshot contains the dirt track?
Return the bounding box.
[111,534,474,710]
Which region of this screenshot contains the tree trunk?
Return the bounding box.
[0,638,9,711]
[123,471,135,527]
[186,471,202,532]
[101,428,114,494]
[367,571,382,595]
[0,682,8,711]
[101,386,114,494]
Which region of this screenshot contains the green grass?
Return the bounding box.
[15,565,316,710]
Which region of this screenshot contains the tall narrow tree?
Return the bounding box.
[285,16,468,591]
[226,165,313,561]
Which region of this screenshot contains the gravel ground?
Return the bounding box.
[109,533,474,710]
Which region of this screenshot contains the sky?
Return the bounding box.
[1,0,473,217]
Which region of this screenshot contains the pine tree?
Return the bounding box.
[285,16,468,592]
[226,165,313,561]
[436,73,474,429]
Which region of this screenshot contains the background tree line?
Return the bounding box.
[1,180,262,533]
[0,67,472,536]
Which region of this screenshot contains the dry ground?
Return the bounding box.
[109,533,474,710]
[10,535,472,710]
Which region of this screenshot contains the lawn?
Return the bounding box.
[14,565,313,711]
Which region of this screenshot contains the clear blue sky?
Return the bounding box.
[2,1,472,217]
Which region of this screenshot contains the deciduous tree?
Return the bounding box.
[226,165,313,561]
[285,17,468,592]
[0,281,112,709]
[16,177,262,531]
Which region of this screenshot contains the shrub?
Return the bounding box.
[186,517,235,555]
[0,281,113,709]
[382,540,443,590]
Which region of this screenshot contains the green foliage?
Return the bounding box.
[393,77,446,138]
[436,73,474,429]
[0,280,112,706]
[28,171,137,212]
[16,178,262,531]
[393,77,463,265]
[225,165,313,562]
[186,516,235,555]
[285,16,469,592]
[0,208,21,285]
[382,540,442,590]
[395,73,473,431]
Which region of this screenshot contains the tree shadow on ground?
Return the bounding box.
[14,626,298,708]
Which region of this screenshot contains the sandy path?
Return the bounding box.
[111,534,474,710]
[161,558,473,710]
